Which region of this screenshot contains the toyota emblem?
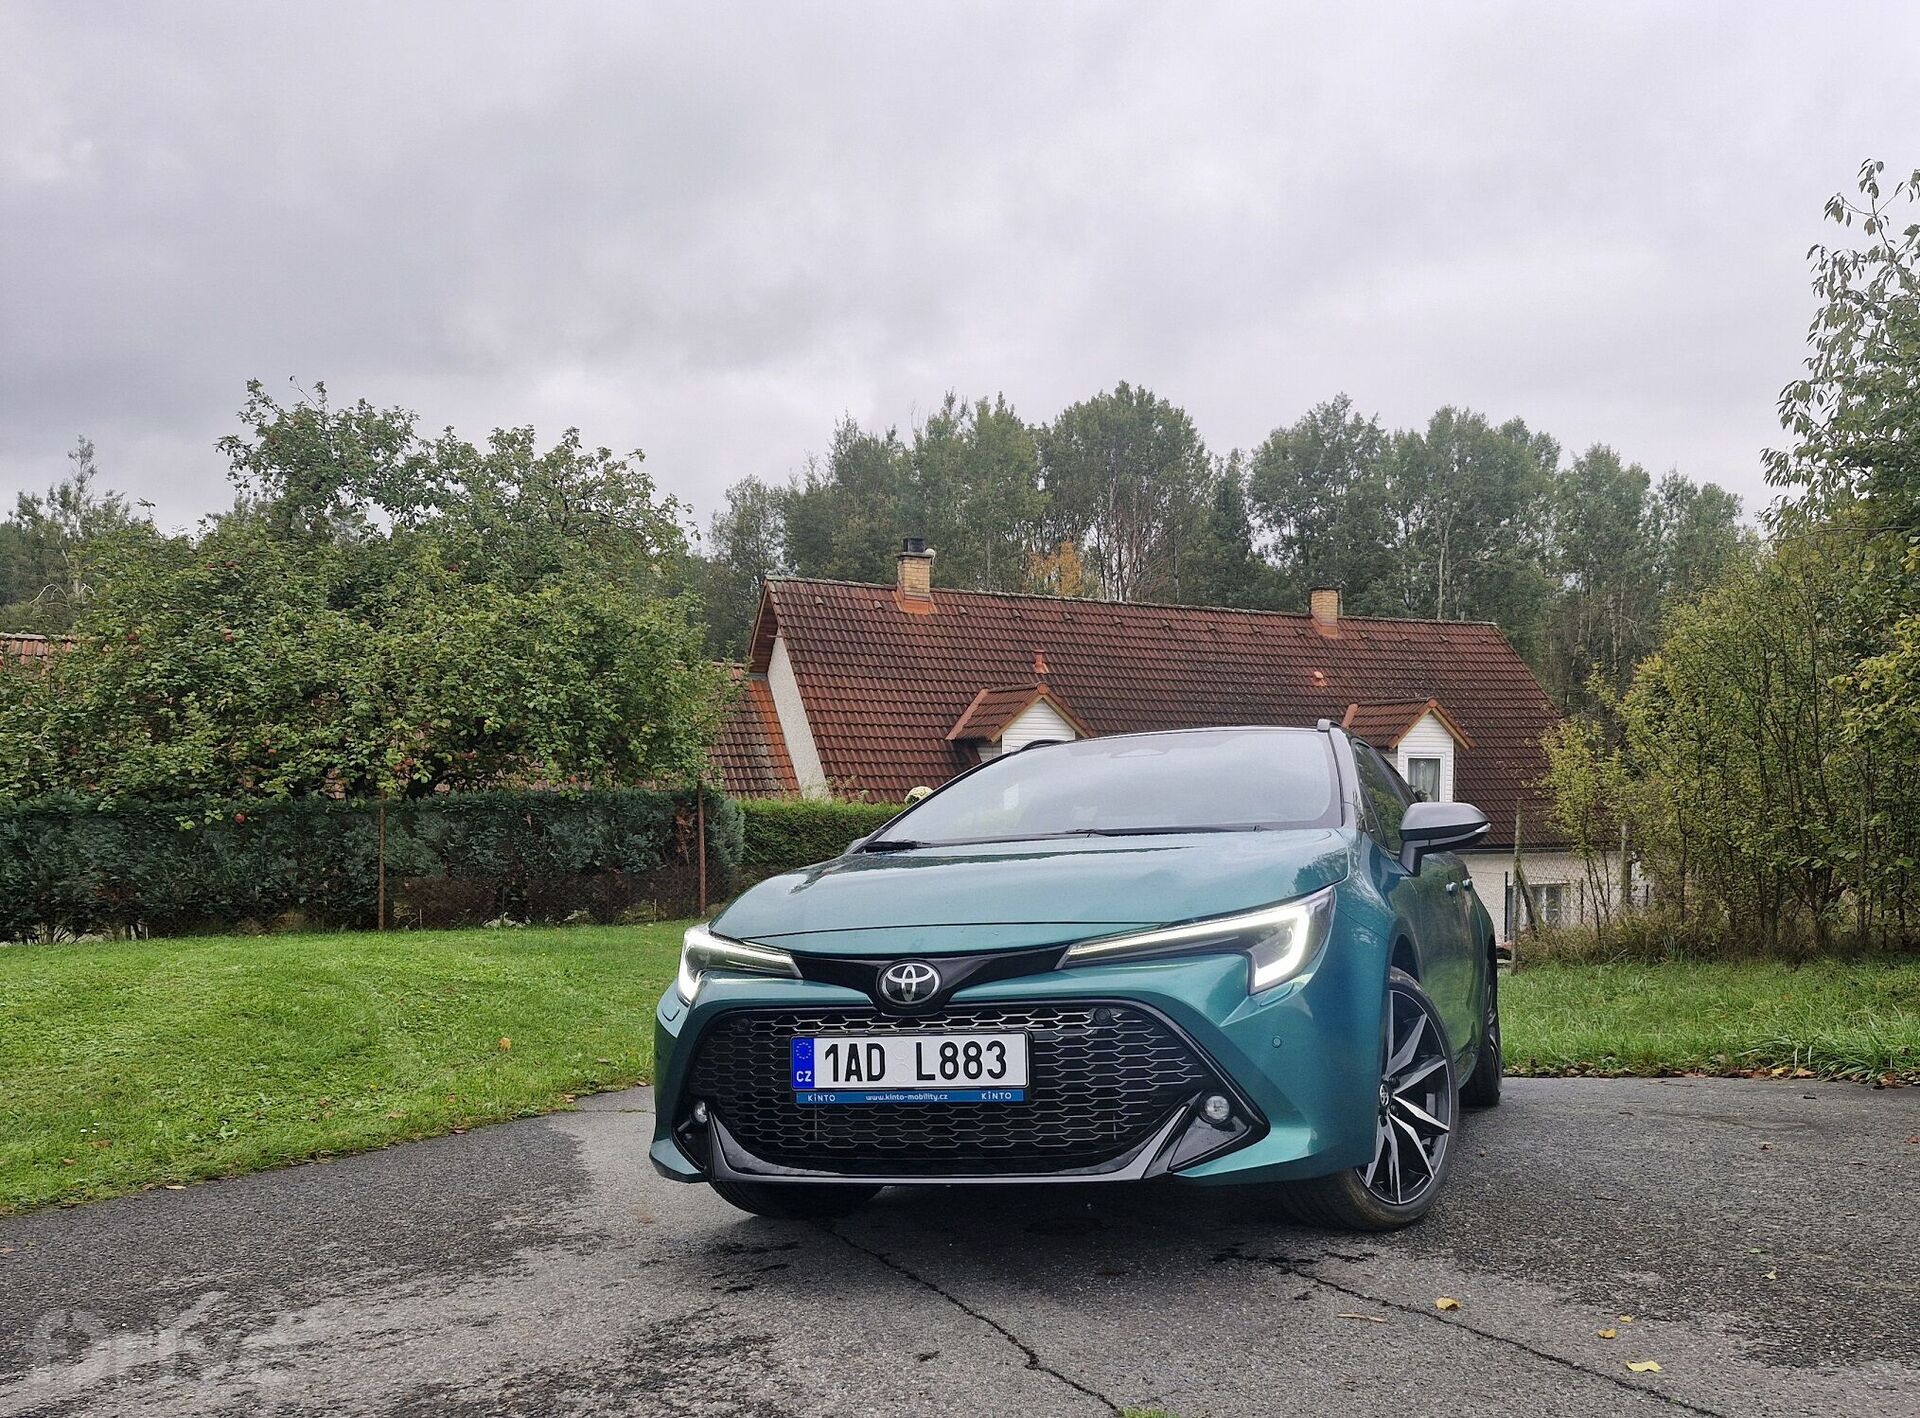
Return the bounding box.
[878,960,940,1007]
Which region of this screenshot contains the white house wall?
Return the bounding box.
[1001,699,1079,753]
[767,635,829,798]
[1396,712,1456,802]
[1462,849,1643,940]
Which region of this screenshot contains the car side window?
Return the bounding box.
[1353,744,1410,854]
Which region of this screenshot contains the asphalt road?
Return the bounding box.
[2,1079,1916,1418]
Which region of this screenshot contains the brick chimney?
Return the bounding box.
[1309,585,1342,634]
[895,536,935,612]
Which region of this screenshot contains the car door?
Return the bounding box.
[1352,746,1476,1057]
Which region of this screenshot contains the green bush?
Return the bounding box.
[738,798,903,877]
[0,788,743,940]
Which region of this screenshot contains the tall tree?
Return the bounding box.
[1247,395,1399,612]
[1386,409,1558,653]
[700,476,788,657]
[1541,446,1655,708]
[0,438,156,632]
[1038,382,1211,602]
[780,419,911,584]
[1647,473,1748,605]
[908,393,1044,591]
[1184,454,1284,609]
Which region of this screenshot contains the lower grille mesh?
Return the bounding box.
[686,1002,1214,1175]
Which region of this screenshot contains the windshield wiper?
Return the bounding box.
[860,838,926,852]
[1064,825,1265,837]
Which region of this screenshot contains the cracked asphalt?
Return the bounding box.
[2,1078,1916,1418]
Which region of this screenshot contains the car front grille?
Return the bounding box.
[685,1001,1217,1176]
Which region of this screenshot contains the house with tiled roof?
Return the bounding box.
[715,541,1598,937]
[1,632,66,666]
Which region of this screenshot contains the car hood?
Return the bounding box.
[713,829,1353,955]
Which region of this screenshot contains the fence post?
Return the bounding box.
[696,789,708,917]
[377,798,387,931]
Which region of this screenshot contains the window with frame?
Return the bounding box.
[1532,882,1568,926]
[1404,756,1442,801]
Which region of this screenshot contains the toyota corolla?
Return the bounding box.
[651,724,1502,1230]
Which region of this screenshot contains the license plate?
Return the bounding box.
[790,1032,1028,1104]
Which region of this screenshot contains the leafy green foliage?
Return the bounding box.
[1247,394,1399,613]
[0,788,744,940]
[1545,161,1920,953]
[0,383,727,800]
[698,474,789,657]
[738,797,901,876]
[1036,382,1214,602]
[0,438,158,633]
[1179,453,1285,610]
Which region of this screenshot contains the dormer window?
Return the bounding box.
[947,682,1094,762]
[1340,698,1472,804]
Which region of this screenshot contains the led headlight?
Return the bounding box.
[1060,885,1336,994]
[675,922,800,1003]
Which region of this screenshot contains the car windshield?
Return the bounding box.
[868,729,1341,848]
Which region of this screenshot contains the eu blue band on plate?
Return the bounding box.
[790,1036,815,1089]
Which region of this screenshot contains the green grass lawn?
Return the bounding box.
[1503,958,1920,1083]
[0,923,681,1215]
[1,926,1914,1215]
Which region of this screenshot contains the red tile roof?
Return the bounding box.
[1,633,64,665]
[946,683,1093,743]
[711,673,798,797]
[728,578,1562,846]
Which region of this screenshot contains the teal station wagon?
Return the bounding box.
[652,724,1502,1230]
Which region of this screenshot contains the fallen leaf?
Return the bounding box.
[1598,1328,1618,1339]
[385,1110,405,1120]
[1336,1313,1389,1324]
[498,1036,512,1051]
[164,1184,186,1191]
[1434,1297,1461,1311]
[59,1158,74,1166]
[1618,1315,1635,1324]
[1764,1271,1778,1281]
[1627,1360,1662,1374]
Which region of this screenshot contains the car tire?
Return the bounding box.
[708,1175,883,1219]
[1278,967,1458,1232]
[1459,955,1503,1109]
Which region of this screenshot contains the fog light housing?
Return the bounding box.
[691,1100,710,1127]
[1201,1094,1232,1124]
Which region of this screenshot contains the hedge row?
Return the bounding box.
[0,789,744,940]
[737,797,904,877]
[0,790,927,939]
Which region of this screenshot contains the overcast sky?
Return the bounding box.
[3,3,1913,539]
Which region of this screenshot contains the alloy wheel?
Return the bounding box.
[1360,983,1453,1206]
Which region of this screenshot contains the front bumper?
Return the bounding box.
[650,943,1384,1188]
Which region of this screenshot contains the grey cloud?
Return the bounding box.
[2,1,1913,535]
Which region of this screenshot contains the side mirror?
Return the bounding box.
[1399,801,1489,874]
